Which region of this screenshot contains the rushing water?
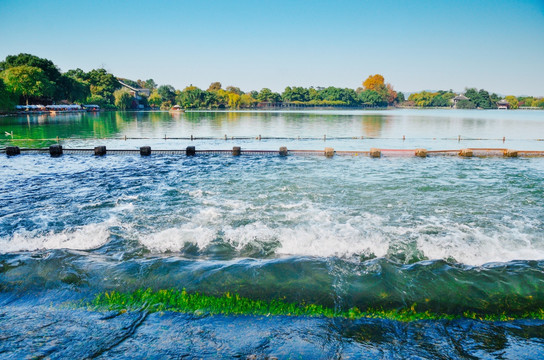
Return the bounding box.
[1,110,544,359]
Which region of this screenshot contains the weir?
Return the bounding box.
[2,146,544,158]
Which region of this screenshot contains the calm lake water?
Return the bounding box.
[1,109,544,358]
[1,108,544,151]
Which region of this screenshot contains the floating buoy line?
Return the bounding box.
[2,145,544,158]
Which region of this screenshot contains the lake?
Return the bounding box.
[1,109,544,358]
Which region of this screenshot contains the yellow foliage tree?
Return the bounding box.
[504,95,519,109]
[240,93,256,108]
[228,93,241,108]
[363,74,385,91]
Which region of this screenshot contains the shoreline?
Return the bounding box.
[2,106,542,117]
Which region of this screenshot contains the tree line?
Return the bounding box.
[0,54,402,111]
[0,53,542,111]
[405,89,544,109]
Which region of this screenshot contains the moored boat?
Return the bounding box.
[169,105,185,113]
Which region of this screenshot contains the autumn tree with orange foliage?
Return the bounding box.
[363,74,385,92]
[359,74,398,106]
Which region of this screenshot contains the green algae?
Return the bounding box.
[85,289,544,322]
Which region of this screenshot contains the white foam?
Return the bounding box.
[415,217,544,266]
[0,219,114,253]
[139,204,391,258]
[141,225,216,252]
[136,199,544,266]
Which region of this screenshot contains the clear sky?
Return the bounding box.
[1,0,543,96]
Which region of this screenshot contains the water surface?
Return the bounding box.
[1,110,544,358]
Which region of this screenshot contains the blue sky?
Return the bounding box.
[1,0,543,95]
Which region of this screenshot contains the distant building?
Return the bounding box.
[497,99,510,110]
[118,80,151,98]
[452,94,469,108]
[118,80,151,109]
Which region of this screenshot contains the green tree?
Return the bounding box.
[85,94,109,107]
[358,89,385,106]
[0,53,63,100]
[257,88,281,103]
[158,85,176,103]
[1,65,54,104]
[207,82,222,91]
[456,99,476,109]
[431,94,448,107]
[87,68,120,104]
[177,86,206,108]
[136,79,157,90]
[148,90,163,108]
[0,78,17,111]
[57,74,89,103]
[282,86,310,102]
[114,88,134,110]
[320,87,359,105]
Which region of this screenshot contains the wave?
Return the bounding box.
[0,219,115,253]
[136,204,544,265]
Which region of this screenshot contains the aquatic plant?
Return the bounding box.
[86,289,544,322]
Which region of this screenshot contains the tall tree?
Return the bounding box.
[158,85,176,103]
[207,82,222,91]
[56,74,90,103]
[114,88,134,110]
[1,65,54,104]
[257,88,281,103]
[0,53,61,84]
[226,86,242,95]
[148,90,163,108]
[177,86,205,108]
[363,74,385,91]
[282,86,310,102]
[0,78,16,110]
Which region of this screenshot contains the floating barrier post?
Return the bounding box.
[186,146,196,156]
[324,134,326,141]
[94,146,107,156]
[232,146,241,156]
[190,135,193,141]
[49,144,63,157]
[415,148,427,157]
[504,149,518,158]
[6,146,20,156]
[279,147,288,156]
[459,149,473,157]
[369,148,381,158]
[324,147,334,157]
[224,134,227,141]
[458,135,461,142]
[503,137,506,143]
[403,135,406,141]
[140,146,151,156]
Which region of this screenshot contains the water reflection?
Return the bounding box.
[1,110,543,150]
[361,115,388,137]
